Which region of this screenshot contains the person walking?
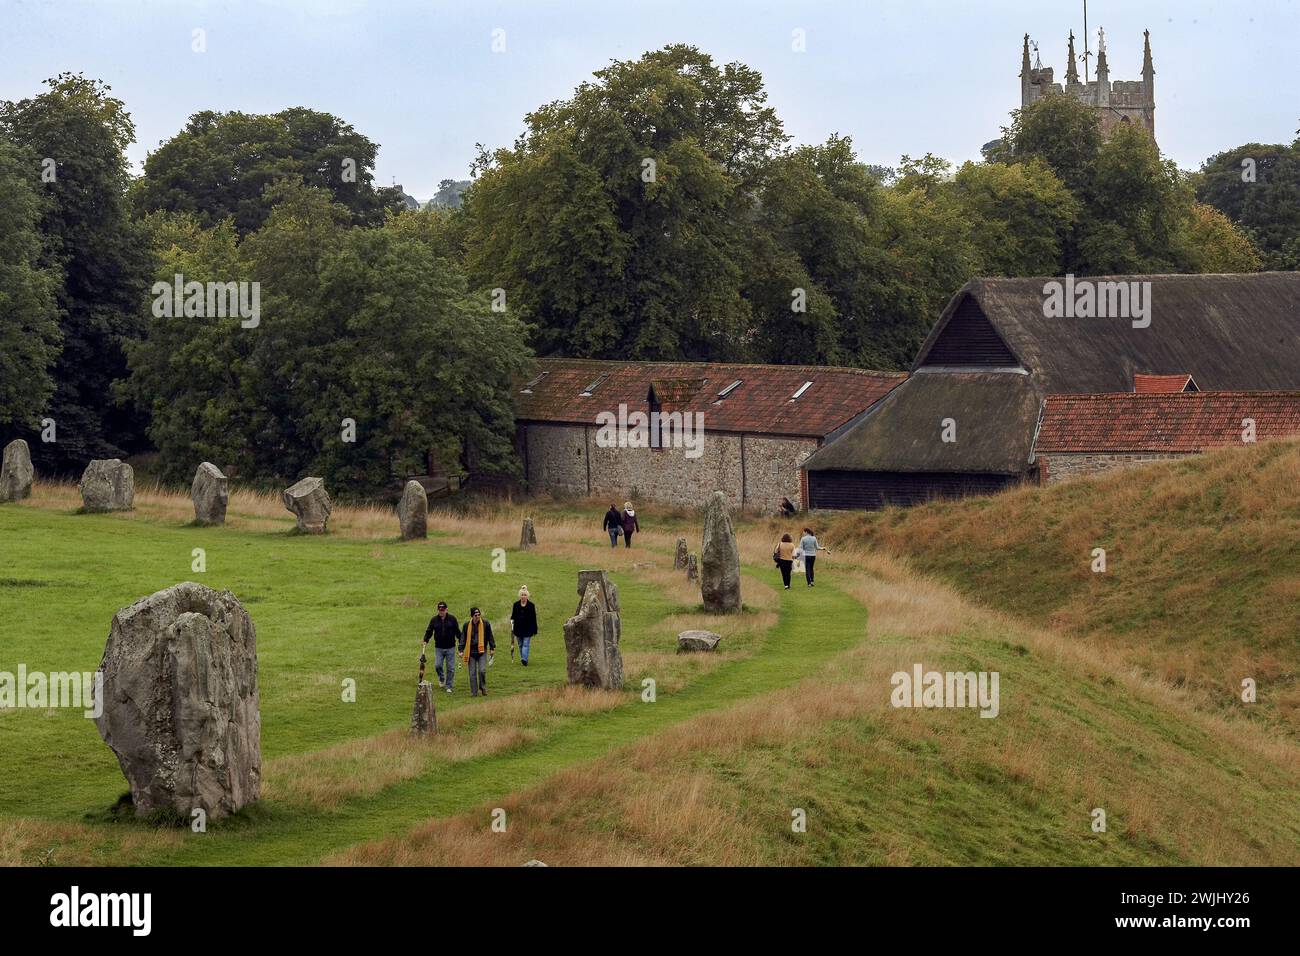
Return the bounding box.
[421,600,460,693]
[603,503,622,548]
[773,533,795,590]
[459,607,496,697]
[510,585,539,667]
[799,527,830,587]
[621,501,640,548]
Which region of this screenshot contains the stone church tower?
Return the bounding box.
[1020,29,1156,143]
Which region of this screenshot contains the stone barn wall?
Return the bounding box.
[521,422,817,511]
[1039,451,1189,484]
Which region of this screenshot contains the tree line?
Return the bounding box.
[1,49,1296,495]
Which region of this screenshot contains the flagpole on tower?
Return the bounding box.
[1082,0,1091,82]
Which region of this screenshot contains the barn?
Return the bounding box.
[801,273,1300,510]
[515,358,904,510]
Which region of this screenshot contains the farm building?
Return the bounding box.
[801,272,1300,510]
[514,358,904,510]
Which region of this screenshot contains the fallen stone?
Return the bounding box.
[94,582,260,818]
[677,630,722,653]
[398,480,428,540]
[79,459,134,513]
[564,570,624,690]
[520,516,537,550]
[0,439,34,502]
[411,680,437,735]
[283,477,331,534]
[191,462,228,526]
[701,491,741,612]
[522,860,549,867]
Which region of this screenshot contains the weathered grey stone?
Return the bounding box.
[564,570,623,690]
[79,459,134,513]
[686,552,699,583]
[411,680,437,735]
[0,439,34,502]
[674,537,688,569]
[282,476,331,534]
[191,462,228,526]
[520,516,537,550]
[677,630,722,653]
[398,480,428,540]
[94,582,260,819]
[522,860,548,867]
[700,491,741,612]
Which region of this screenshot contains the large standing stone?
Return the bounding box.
[79,459,134,513]
[677,630,722,653]
[0,439,34,502]
[398,480,428,540]
[700,491,741,612]
[411,680,437,735]
[674,537,688,570]
[94,582,260,818]
[282,477,331,534]
[686,552,699,583]
[520,516,537,550]
[563,570,624,690]
[191,462,228,526]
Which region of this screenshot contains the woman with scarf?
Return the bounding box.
[459,607,496,697]
[620,501,640,548]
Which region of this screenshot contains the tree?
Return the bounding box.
[1195,141,1300,270]
[999,95,1103,195]
[133,107,406,234]
[464,44,786,361]
[0,74,153,471]
[0,137,61,433]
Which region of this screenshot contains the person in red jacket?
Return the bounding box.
[620,501,640,548]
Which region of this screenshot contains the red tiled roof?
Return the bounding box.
[1133,373,1198,393]
[1035,392,1300,454]
[516,358,906,438]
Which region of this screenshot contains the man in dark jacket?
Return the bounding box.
[422,601,460,692]
[603,504,621,548]
[459,607,496,697]
[510,585,539,666]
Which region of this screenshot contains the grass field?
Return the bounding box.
[1,462,1297,866]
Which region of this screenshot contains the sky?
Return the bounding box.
[2,0,1297,201]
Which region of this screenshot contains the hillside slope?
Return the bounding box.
[830,438,1300,737]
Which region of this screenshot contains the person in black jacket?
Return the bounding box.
[459,607,496,697]
[421,601,460,692]
[603,504,622,548]
[510,585,539,666]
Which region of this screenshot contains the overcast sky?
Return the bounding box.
[3,0,1297,200]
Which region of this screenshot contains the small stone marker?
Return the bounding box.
[701,491,741,612]
[191,462,228,526]
[0,439,34,502]
[79,459,134,513]
[520,516,537,550]
[283,477,331,534]
[674,537,688,569]
[677,630,722,653]
[398,480,428,540]
[686,552,699,583]
[411,680,437,735]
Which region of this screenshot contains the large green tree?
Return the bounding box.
[0,74,153,471]
[0,137,61,433]
[133,107,406,234]
[1195,140,1300,270]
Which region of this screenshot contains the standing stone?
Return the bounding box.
[94,582,260,819]
[701,491,741,612]
[674,537,688,570]
[520,516,537,550]
[411,681,437,735]
[686,552,699,584]
[398,480,428,540]
[282,477,331,534]
[79,459,134,513]
[0,439,34,502]
[677,630,722,653]
[563,570,624,690]
[191,462,228,526]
